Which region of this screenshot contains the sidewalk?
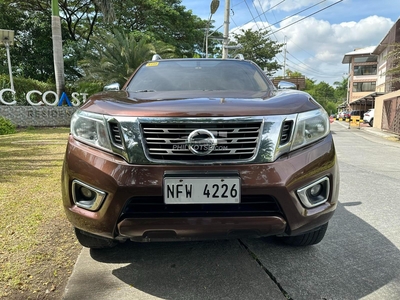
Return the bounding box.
[332,120,399,140]
[360,125,399,139]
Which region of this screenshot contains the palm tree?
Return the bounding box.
[81,28,175,86]
[51,0,114,98]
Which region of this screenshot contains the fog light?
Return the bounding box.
[72,180,106,211]
[297,177,330,208]
[309,184,322,197]
[80,186,95,199]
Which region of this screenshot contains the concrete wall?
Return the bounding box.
[0,106,78,127]
[375,90,400,129]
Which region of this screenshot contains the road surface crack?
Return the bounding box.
[238,239,294,300]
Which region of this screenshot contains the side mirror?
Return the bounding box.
[277,81,297,90]
[103,83,120,91]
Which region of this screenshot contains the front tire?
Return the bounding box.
[74,228,118,249]
[277,223,329,246]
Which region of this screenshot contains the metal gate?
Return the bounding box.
[382,96,400,135]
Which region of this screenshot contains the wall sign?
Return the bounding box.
[0,88,89,106]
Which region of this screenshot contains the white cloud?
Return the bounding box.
[231,14,394,84]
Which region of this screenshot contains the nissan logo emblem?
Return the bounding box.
[187,129,217,156]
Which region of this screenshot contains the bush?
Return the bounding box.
[67,80,103,97]
[0,75,56,106]
[0,116,16,135]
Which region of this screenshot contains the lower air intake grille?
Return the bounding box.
[120,195,283,219]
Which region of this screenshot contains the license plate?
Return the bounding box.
[164,177,240,204]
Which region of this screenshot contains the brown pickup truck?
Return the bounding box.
[61,56,339,249]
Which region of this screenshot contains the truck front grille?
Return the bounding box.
[141,121,262,161]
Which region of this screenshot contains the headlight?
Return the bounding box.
[291,108,330,150]
[71,110,112,151]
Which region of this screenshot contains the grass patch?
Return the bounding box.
[0,127,81,299]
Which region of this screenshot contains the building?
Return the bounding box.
[341,18,400,135]
[342,46,382,115]
[373,20,400,93]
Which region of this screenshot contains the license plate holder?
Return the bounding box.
[164,175,241,204]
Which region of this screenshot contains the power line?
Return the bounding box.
[225,0,344,78]
[286,59,344,79]
[263,0,328,31]
[266,0,344,37]
[231,0,286,33]
[286,51,333,76]
[244,0,261,31]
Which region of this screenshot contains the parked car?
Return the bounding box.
[338,111,350,119]
[349,110,366,119]
[61,56,339,249]
[363,109,375,126]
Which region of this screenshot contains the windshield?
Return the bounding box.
[126,59,271,93]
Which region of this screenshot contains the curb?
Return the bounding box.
[332,120,399,140]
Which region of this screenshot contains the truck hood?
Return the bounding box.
[81,89,321,117]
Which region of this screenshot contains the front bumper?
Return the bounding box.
[61,134,339,241]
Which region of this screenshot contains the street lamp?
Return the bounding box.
[205,0,220,58]
[0,29,15,92]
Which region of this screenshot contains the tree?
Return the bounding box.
[1,0,209,85]
[81,29,175,86]
[230,29,283,75]
[306,81,336,114]
[104,0,208,57]
[52,0,113,96]
[274,69,304,79]
[333,76,348,104]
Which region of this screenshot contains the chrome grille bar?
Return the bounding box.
[141,122,262,161]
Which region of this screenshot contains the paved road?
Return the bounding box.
[63,122,400,300]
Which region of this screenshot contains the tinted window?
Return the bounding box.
[353,65,377,76]
[127,60,271,93]
[353,56,377,63]
[352,82,376,92]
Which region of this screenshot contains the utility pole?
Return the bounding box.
[222,0,230,59]
[283,36,287,78]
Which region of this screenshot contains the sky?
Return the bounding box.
[181,0,400,85]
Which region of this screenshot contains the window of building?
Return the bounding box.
[352,82,376,92]
[353,56,377,63]
[353,65,377,75]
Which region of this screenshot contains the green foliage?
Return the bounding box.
[0,117,16,135]
[0,2,82,83]
[230,29,283,75]
[1,0,208,85]
[1,0,284,90]
[68,81,103,98]
[276,69,345,114]
[106,0,208,57]
[333,77,348,104]
[80,28,175,86]
[324,102,338,115]
[0,75,55,105]
[304,79,338,114]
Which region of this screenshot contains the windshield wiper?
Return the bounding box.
[134,89,156,92]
